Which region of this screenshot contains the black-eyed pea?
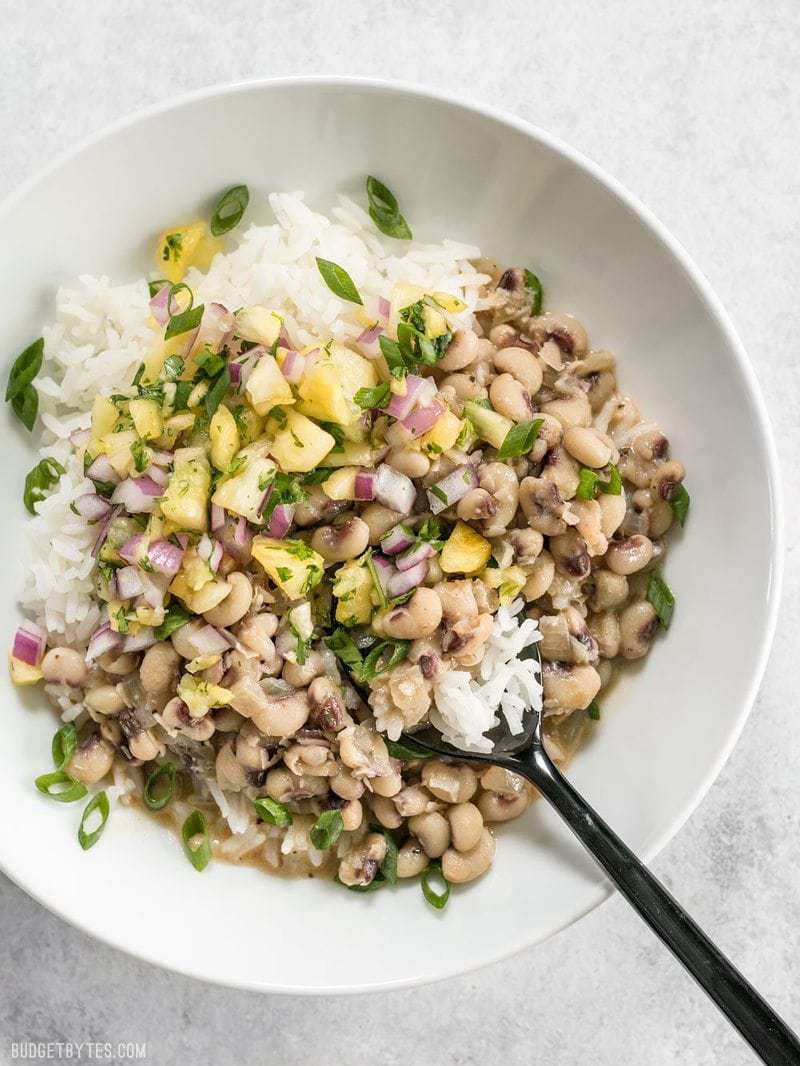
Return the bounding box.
[340,799,363,832]
[311,516,370,563]
[589,611,621,659]
[393,783,434,818]
[590,570,628,611]
[41,647,88,686]
[648,499,674,537]
[492,346,543,394]
[489,373,534,423]
[338,832,387,887]
[421,760,477,804]
[386,447,431,479]
[99,718,122,746]
[541,394,591,429]
[542,662,602,713]
[597,659,614,688]
[203,572,253,627]
[215,741,249,791]
[447,802,484,851]
[480,765,527,795]
[139,641,181,695]
[477,790,529,823]
[563,426,613,468]
[441,827,495,884]
[282,649,326,688]
[396,838,429,878]
[524,550,556,602]
[541,446,581,499]
[264,767,295,803]
[651,459,685,501]
[84,683,125,716]
[408,811,450,858]
[371,768,403,797]
[489,323,518,348]
[67,735,115,785]
[370,793,403,829]
[378,587,443,640]
[619,601,659,660]
[96,650,139,677]
[129,728,161,762]
[598,492,627,538]
[437,329,480,372]
[549,529,591,580]
[605,534,654,575]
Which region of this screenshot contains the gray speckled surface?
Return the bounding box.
[2,2,799,1063]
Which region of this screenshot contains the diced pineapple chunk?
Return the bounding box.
[416,410,462,457]
[9,655,43,685]
[332,556,378,626]
[432,292,467,314]
[129,398,163,441]
[440,521,492,574]
[269,410,336,473]
[101,430,138,478]
[169,572,231,614]
[422,304,448,338]
[209,404,240,472]
[155,221,223,284]
[482,564,527,604]
[160,446,211,531]
[211,442,275,524]
[322,442,381,468]
[245,351,295,415]
[322,467,358,500]
[177,674,233,718]
[136,605,164,627]
[90,395,118,451]
[234,307,283,347]
[296,343,377,427]
[231,404,264,445]
[142,332,192,385]
[251,537,324,601]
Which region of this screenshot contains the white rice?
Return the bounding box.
[19,188,541,798]
[431,600,542,753]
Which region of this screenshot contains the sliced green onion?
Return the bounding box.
[315,258,363,305]
[496,418,542,459]
[587,699,602,721]
[576,463,622,501]
[143,762,177,811]
[598,464,622,495]
[380,832,398,886]
[523,269,543,315]
[204,365,231,419]
[310,809,344,850]
[421,861,450,910]
[148,279,169,298]
[6,337,43,402]
[254,796,293,827]
[35,770,87,803]
[365,176,413,241]
[354,382,391,409]
[576,467,599,500]
[647,570,675,629]
[11,384,38,431]
[153,601,193,641]
[164,303,204,341]
[385,737,434,761]
[670,483,690,527]
[51,723,78,771]
[78,791,110,850]
[167,282,193,316]
[181,810,212,871]
[210,184,249,237]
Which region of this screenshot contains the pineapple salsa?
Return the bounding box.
[11,180,686,898]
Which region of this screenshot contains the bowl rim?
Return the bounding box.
[0,74,784,994]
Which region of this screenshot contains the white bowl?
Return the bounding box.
[0,77,782,993]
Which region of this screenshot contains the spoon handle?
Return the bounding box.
[516,747,800,1065]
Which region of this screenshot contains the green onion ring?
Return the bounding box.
[78,791,110,850]
[34,770,88,803]
[143,762,178,811]
[51,723,78,771]
[181,810,212,871]
[421,861,451,910]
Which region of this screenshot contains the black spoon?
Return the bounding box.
[363,641,800,1065]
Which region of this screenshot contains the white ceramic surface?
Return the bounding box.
[0,77,782,994]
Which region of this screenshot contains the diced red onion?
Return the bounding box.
[139,571,170,610]
[374,464,416,515]
[211,503,225,532]
[384,420,414,449]
[378,296,390,321]
[91,505,122,559]
[304,348,320,375]
[396,540,434,572]
[118,533,148,566]
[280,350,305,384]
[122,628,157,653]
[268,504,294,539]
[197,533,213,562]
[149,284,171,325]
[186,624,230,657]
[149,449,174,468]
[116,565,144,600]
[86,454,120,485]
[358,323,384,345]
[209,540,223,573]
[228,361,241,385]
[380,523,416,555]
[12,623,45,667]
[354,472,376,501]
[371,553,396,595]
[387,558,429,597]
[427,464,479,514]
[189,302,234,358]
[147,538,184,577]
[236,346,265,389]
[86,623,122,663]
[69,427,91,449]
[176,533,189,550]
[279,327,292,348]
[111,476,163,514]
[384,375,427,421]
[402,401,444,438]
[144,465,169,488]
[73,493,112,522]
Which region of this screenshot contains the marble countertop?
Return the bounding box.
[2,2,799,1063]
